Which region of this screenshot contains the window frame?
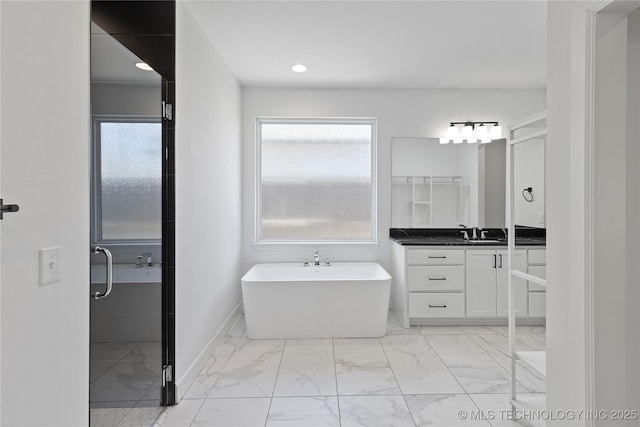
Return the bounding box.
[91,115,163,245]
[255,117,378,244]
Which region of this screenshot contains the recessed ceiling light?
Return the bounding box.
[135,62,154,71]
[291,64,307,73]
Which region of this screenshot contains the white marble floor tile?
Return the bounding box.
[228,315,247,337]
[117,407,164,427]
[266,396,340,427]
[184,336,239,399]
[469,335,546,393]
[515,325,546,335]
[517,333,546,351]
[207,338,284,398]
[91,342,140,361]
[123,342,163,363]
[92,360,118,383]
[469,394,530,427]
[334,338,401,395]
[90,359,161,403]
[380,335,464,394]
[405,394,490,427]
[273,339,336,397]
[90,408,130,427]
[460,326,507,335]
[425,335,512,394]
[419,325,466,335]
[155,399,203,427]
[191,398,270,427]
[386,311,421,335]
[339,395,415,427]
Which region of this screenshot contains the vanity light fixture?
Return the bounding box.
[135,62,154,71]
[443,121,502,144]
[291,64,308,73]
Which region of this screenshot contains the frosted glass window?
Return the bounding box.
[97,120,162,241]
[258,119,376,242]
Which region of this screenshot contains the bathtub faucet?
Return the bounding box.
[314,252,320,266]
[136,252,153,268]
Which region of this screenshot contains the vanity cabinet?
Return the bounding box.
[527,249,546,318]
[407,249,466,318]
[390,242,542,327]
[465,249,527,317]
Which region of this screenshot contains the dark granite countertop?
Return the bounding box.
[389,227,546,247]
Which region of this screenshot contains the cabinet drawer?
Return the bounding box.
[409,293,465,318]
[529,292,546,317]
[407,249,465,265]
[408,266,465,291]
[528,265,546,291]
[528,249,546,265]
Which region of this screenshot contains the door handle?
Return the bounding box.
[92,246,113,300]
[499,254,503,268]
[0,199,19,220]
[493,254,497,268]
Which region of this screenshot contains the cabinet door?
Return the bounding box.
[496,249,528,316]
[465,250,497,317]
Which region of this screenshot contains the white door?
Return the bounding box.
[496,249,528,317]
[0,1,90,425]
[465,249,497,317]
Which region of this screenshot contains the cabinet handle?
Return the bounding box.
[428,255,447,259]
[428,277,447,281]
[499,254,503,268]
[493,254,497,268]
[428,304,447,308]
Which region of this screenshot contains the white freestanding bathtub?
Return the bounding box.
[241,262,391,339]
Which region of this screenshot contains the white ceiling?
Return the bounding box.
[186,0,547,89]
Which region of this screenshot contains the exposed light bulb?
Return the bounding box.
[452,139,463,144]
[439,138,450,145]
[480,138,491,143]
[490,124,502,140]
[447,124,458,140]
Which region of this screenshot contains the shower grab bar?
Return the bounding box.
[92,246,113,300]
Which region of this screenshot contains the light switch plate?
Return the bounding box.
[40,247,61,285]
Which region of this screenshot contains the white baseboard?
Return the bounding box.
[175,302,242,401]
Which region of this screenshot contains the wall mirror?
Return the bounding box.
[391,136,545,229]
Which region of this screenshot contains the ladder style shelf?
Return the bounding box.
[507,111,548,426]
[392,175,463,227]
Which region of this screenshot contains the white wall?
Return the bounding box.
[175,0,242,397]
[241,88,545,271]
[546,2,589,420]
[625,6,640,415]
[594,15,627,419]
[1,1,90,425]
[513,138,545,227]
[547,3,640,422]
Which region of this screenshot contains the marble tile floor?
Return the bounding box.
[152,313,545,427]
[90,340,164,427]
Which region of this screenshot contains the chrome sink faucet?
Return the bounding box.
[314,252,320,266]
